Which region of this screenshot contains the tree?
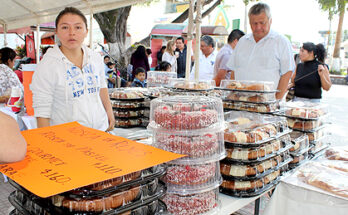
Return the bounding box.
[94,0,222,68]
[317,0,347,71]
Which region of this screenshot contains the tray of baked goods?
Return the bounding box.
[147,71,177,88]
[220,150,292,181]
[281,101,328,120]
[289,151,310,169]
[224,111,290,147]
[109,88,146,101]
[219,80,278,93]
[325,146,348,161]
[289,131,310,155]
[9,178,166,215]
[151,128,226,163]
[297,161,348,199]
[115,117,149,128]
[220,169,281,197]
[162,187,220,215]
[308,136,330,156]
[162,161,222,195]
[111,100,146,109]
[113,108,145,118]
[301,125,328,142]
[223,100,280,113]
[286,114,329,132]
[221,91,277,104]
[148,96,224,131]
[167,79,216,92]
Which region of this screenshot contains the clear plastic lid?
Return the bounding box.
[224,111,289,145]
[287,117,327,132]
[289,132,309,154]
[221,91,276,103]
[109,88,146,100]
[151,129,226,163]
[305,126,327,142]
[283,101,328,119]
[147,71,177,87]
[115,118,143,128]
[297,162,348,198]
[111,100,145,109]
[113,109,144,118]
[316,160,348,174]
[163,188,219,215]
[223,100,279,113]
[309,142,329,155]
[290,151,309,165]
[220,169,280,197]
[148,96,224,131]
[220,80,276,92]
[325,146,348,161]
[163,161,222,195]
[169,78,216,91]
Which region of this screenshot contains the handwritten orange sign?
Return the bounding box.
[0,122,185,198]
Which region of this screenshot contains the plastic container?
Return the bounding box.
[305,126,327,142]
[220,170,280,197]
[289,152,309,168]
[113,109,144,118]
[115,118,143,128]
[223,100,279,113]
[162,188,219,215]
[283,101,328,120]
[163,161,222,195]
[147,71,177,87]
[111,100,145,109]
[169,78,216,91]
[289,132,309,154]
[148,96,224,131]
[224,111,289,145]
[221,91,276,103]
[309,136,330,155]
[287,117,327,131]
[151,128,225,162]
[109,88,145,100]
[220,80,276,93]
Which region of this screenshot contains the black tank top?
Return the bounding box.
[294,60,322,99]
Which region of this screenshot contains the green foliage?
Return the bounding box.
[15,45,26,58]
[243,0,259,6]
[139,0,160,6]
[317,0,347,15]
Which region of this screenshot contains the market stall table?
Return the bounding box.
[263,170,348,215]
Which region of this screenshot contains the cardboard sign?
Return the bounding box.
[0,122,185,198]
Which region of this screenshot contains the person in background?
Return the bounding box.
[162,40,177,73]
[0,112,27,163]
[130,45,150,80]
[103,55,111,74]
[155,61,172,72]
[175,37,193,78]
[289,42,331,102]
[213,29,245,86]
[146,48,153,68]
[190,35,217,81]
[227,3,295,99]
[0,47,23,103]
[106,62,116,88]
[131,67,147,88]
[156,46,166,64]
[31,7,115,131]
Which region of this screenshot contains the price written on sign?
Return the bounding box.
[0,122,184,198]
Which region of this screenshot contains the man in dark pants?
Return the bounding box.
[175,37,193,78]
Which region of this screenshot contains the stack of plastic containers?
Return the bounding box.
[220,111,293,197]
[109,88,149,128]
[147,96,226,215]
[147,71,177,88]
[8,166,167,215]
[219,80,279,114]
[282,101,330,161]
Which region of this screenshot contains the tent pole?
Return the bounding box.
[36,24,40,63]
[194,0,202,81]
[185,0,195,80]
[89,10,93,49]
[4,24,8,47]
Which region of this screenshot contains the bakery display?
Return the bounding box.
[220,80,275,92]
[290,152,308,166]
[325,147,348,161]
[287,118,323,131]
[289,132,309,154]
[306,127,326,142]
[113,109,144,118]
[223,101,279,113]
[318,160,348,174]
[109,88,145,100]
[115,118,143,128]
[283,101,327,119]
[147,71,177,87]
[222,91,276,103]
[163,189,218,215]
[298,162,348,198]
[111,100,145,109]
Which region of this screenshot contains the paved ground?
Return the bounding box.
[0,84,347,215]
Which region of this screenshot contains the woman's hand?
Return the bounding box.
[318,64,326,76]
[287,82,294,90]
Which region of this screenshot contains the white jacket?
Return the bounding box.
[31,45,108,131]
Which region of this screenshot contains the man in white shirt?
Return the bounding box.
[227,3,295,99]
[190,35,217,81]
[213,29,245,86]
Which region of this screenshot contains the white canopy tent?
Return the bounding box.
[0,0,146,60]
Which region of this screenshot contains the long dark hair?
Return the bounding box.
[0,47,16,66]
[302,42,326,63]
[132,45,147,59]
[55,7,88,28]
